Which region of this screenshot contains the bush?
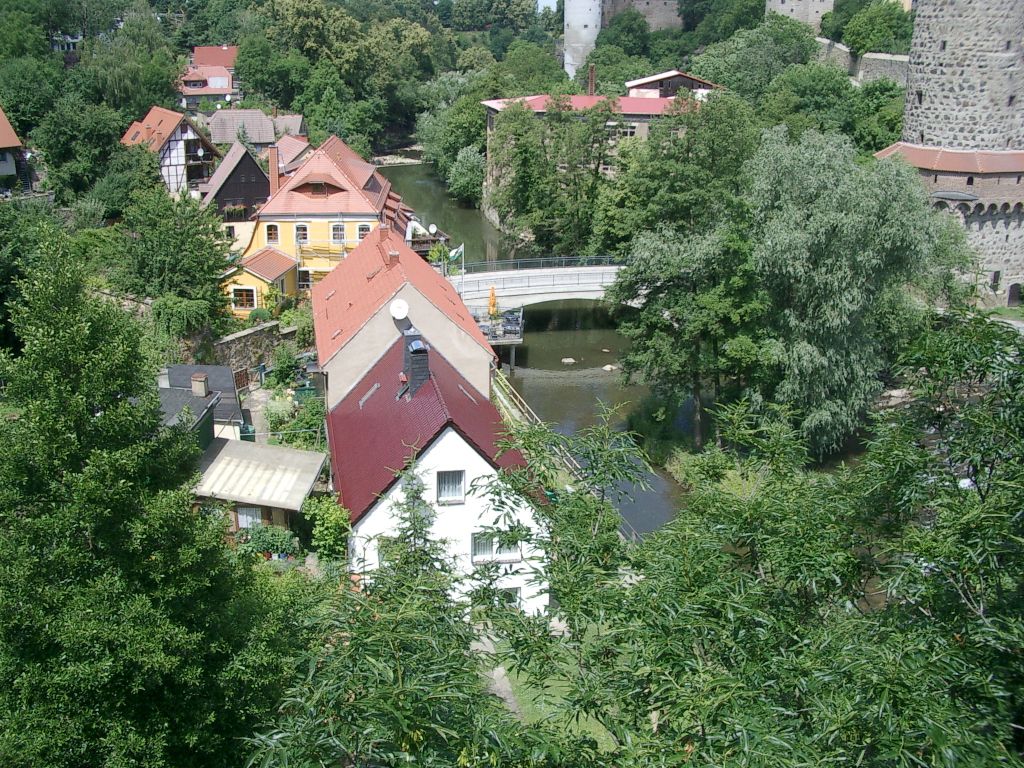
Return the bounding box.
[234,523,301,557]
[264,395,296,434]
[446,146,485,206]
[279,304,314,349]
[266,342,301,388]
[249,308,272,325]
[302,495,350,562]
[842,1,913,55]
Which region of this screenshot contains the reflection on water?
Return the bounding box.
[380,163,683,535]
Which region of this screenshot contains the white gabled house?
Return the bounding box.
[327,331,547,614]
[121,106,219,197]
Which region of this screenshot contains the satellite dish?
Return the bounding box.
[428,223,438,235]
[389,298,409,321]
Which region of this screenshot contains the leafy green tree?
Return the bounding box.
[116,187,232,329]
[0,8,49,59]
[690,13,817,101]
[235,34,311,107]
[0,244,321,767]
[0,55,63,137]
[591,91,760,254]
[248,470,580,767]
[88,144,162,220]
[457,44,496,71]
[577,45,654,96]
[450,0,490,30]
[819,0,872,41]
[492,39,568,94]
[690,0,764,46]
[32,93,125,203]
[595,8,650,57]
[301,495,350,562]
[0,199,58,351]
[761,62,856,137]
[842,0,913,55]
[850,77,904,153]
[446,145,486,205]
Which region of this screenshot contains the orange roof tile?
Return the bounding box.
[192,45,238,69]
[481,94,684,117]
[311,226,493,366]
[121,106,186,152]
[240,247,297,282]
[0,106,21,149]
[876,142,1024,174]
[276,134,310,167]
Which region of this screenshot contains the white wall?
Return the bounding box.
[563,0,602,77]
[0,150,15,177]
[350,426,548,615]
[323,282,493,410]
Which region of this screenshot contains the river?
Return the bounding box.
[381,163,683,535]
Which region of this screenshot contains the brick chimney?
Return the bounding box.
[268,146,280,195]
[191,372,210,398]
[402,328,430,397]
[587,63,596,97]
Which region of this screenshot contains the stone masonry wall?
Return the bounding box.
[959,205,1024,298]
[765,0,834,31]
[602,0,680,31]
[212,320,297,372]
[902,0,1024,150]
[816,37,909,85]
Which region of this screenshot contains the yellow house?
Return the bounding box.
[223,247,299,317]
[233,135,413,312]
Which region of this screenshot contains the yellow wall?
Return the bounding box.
[244,217,381,267]
[224,266,298,318]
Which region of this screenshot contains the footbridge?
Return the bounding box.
[451,256,624,308]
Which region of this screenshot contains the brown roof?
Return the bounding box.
[311,226,493,366]
[240,247,297,282]
[0,106,21,149]
[192,45,238,69]
[327,337,523,521]
[208,109,275,144]
[875,142,1024,174]
[624,69,722,90]
[201,142,267,208]
[121,106,186,151]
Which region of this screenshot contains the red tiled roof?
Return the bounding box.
[875,142,1024,174]
[328,337,524,522]
[192,45,238,69]
[121,106,186,151]
[481,94,684,117]
[311,226,492,366]
[180,65,233,96]
[276,134,310,167]
[240,247,297,281]
[0,106,21,149]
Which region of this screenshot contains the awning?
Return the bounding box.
[197,438,327,511]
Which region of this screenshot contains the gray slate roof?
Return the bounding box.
[273,114,306,137]
[196,438,326,511]
[158,387,220,427]
[208,109,276,145]
[166,365,243,424]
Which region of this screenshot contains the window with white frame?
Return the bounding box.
[471,532,521,563]
[266,223,279,243]
[231,287,256,309]
[436,470,465,503]
[358,223,372,240]
[298,268,313,291]
[295,224,309,243]
[236,505,262,528]
[497,587,521,607]
[331,223,345,243]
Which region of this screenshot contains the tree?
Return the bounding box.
[235,34,311,106]
[577,45,654,96]
[850,77,904,153]
[0,243,321,767]
[0,55,63,138]
[595,8,650,57]
[761,62,856,137]
[456,44,496,71]
[446,145,486,205]
[32,93,124,203]
[689,13,818,101]
[116,187,232,329]
[87,144,162,220]
[842,0,913,55]
[690,0,764,46]
[450,0,490,30]
[819,0,872,41]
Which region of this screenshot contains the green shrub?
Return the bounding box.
[249,307,272,325]
[302,495,350,562]
[266,341,300,388]
[264,395,296,434]
[234,523,301,556]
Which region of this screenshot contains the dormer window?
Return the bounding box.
[311,182,327,197]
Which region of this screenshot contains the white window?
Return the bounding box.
[298,269,312,291]
[436,470,465,504]
[266,224,279,243]
[237,506,262,528]
[295,224,309,243]
[231,287,256,310]
[331,223,345,243]
[471,532,521,563]
[225,224,235,239]
[358,223,371,240]
[498,587,521,607]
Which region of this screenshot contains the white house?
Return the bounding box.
[121,106,219,198]
[327,331,547,614]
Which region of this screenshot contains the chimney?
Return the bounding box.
[587,63,596,97]
[402,328,430,397]
[268,146,280,195]
[191,372,209,398]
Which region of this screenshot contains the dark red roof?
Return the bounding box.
[192,45,238,69]
[327,337,524,522]
[481,94,685,117]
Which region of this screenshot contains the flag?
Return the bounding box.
[448,243,465,262]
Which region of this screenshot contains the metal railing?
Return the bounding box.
[462,255,624,274]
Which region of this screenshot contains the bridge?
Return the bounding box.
[450,256,623,308]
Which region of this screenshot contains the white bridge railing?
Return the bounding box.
[455,265,622,307]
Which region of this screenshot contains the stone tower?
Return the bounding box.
[764,0,835,31]
[563,0,682,77]
[902,0,1024,150]
[877,0,1024,308]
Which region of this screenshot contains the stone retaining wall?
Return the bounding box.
[212,321,297,372]
[816,37,909,86]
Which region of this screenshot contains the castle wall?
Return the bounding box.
[602,0,680,31]
[765,0,834,31]
[815,37,909,85]
[955,204,1024,299]
[563,0,602,77]
[902,0,1024,150]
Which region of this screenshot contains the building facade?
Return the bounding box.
[876,0,1024,307]
[764,0,834,31]
[563,0,681,76]
[121,107,218,197]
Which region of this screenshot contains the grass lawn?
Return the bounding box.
[503,665,617,752]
